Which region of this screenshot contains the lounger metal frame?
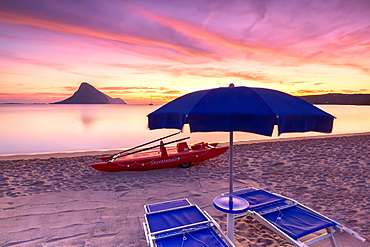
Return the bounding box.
[231,188,365,247]
[143,198,236,247]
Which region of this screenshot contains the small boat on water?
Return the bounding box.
[90,132,229,172]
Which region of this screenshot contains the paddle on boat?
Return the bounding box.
[90,132,229,172]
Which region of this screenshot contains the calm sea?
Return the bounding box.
[0,104,369,156]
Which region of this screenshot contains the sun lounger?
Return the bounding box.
[228,188,365,247]
[143,198,235,247]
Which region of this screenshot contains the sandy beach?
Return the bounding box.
[1,134,369,247]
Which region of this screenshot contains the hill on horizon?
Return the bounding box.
[298,93,370,105]
[53,82,126,104]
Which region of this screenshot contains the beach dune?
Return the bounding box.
[0,134,369,246]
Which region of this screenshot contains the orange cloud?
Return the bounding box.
[332,26,370,47]
[101,86,184,96]
[0,92,71,103]
[292,88,370,96]
[109,62,279,84]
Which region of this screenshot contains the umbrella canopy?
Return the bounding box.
[147,84,335,241]
[148,85,334,135]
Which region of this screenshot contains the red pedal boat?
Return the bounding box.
[90,133,229,172]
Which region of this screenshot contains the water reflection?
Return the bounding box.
[80,106,98,129]
[0,104,369,155]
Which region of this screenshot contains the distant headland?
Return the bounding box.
[298,93,370,105]
[53,82,126,104]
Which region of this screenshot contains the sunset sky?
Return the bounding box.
[1,0,369,104]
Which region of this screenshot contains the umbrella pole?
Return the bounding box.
[229,131,233,200]
[227,131,234,241]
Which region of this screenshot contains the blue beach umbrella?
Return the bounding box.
[147,84,335,241]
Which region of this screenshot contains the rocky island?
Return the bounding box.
[53,82,126,104]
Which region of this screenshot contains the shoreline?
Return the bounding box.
[1,133,369,246]
[1,131,369,161]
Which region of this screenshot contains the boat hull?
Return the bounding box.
[90,146,229,172]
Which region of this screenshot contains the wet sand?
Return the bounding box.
[0,134,369,246]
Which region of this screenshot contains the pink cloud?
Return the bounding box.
[129,3,370,75]
[2,53,72,71]
[0,3,220,63]
[0,0,369,103]
[1,0,369,72]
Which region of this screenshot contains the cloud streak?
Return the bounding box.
[0,0,369,103]
[0,1,221,63]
